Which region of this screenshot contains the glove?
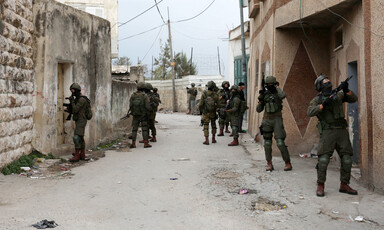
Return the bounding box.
[340,81,349,93]
[258,94,264,103]
[322,97,332,107]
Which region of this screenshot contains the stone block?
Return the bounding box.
[0,79,7,93]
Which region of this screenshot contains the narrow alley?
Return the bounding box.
[0,113,383,230]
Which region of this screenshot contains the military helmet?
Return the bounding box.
[221,81,230,88]
[265,76,277,84]
[145,83,153,90]
[207,81,215,89]
[230,85,239,91]
[191,83,195,87]
[137,82,146,90]
[314,74,328,92]
[70,83,81,91]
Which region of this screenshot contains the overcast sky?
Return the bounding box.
[117,0,247,78]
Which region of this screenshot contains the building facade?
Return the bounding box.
[247,0,384,192]
[56,0,119,58]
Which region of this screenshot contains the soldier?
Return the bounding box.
[257,76,292,171]
[129,82,152,148]
[217,81,231,136]
[187,83,198,114]
[199,81,219,145]
[153,87,161,123]
[226,85,241,146]
[144,83,160,142]
[238,82,248,133]
[66,83,91,162]
[307,75,358,197]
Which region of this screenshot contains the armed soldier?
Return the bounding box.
[238,82,248,133]
[187,83,198,114]
[153,87,161,123]
[65,83,92,162]
[144,83,160,143]
[129,82,152,148]
[217,81,231,136]
[199,81,219,145]
[307,74,358,197]
[257,76,292,171]
[226,85,241,146]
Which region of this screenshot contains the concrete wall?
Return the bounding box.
[0,0,35,168]
[147,75,224,112]
[111,80,136,138]
[247,0,384,191]
[33,0,113,155]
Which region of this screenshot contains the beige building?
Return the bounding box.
[56,0,119,58]
[247,0,384,192]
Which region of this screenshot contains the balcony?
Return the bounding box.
[248,0,260,18]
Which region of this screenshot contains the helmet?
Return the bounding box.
[230,85,239,91]
[265,76,277,84]
[207,81,215,89]
[153,88,158,92]
[191,83,195,87]
[145,83,153,90]
[221,81,230,88]
[137,82,146,90]
[70,83,81,91]
[314,74,328,92]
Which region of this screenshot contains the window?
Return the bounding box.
[334,26,343,51]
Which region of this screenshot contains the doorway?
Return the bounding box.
[347,61,360,164]
[57,63,73,146]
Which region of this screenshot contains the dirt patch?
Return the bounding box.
[252,197,287,212]
[214,171,242,179]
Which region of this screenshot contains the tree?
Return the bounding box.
[174,52,197,78]
[113,56,132,66]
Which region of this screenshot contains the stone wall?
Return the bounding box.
[0,0,35,168]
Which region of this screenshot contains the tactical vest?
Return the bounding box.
[130,92,146,116]
[203,90,216,113]
[218,89,230,107]
[317,95,347,130]
[262,92,283,114]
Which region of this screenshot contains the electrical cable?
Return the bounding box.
[172,26,223,41]
[119,24,166,41]
[154,0,166,24]
[142,25,165,61]
[119,0,164,28]
[174,0,216,23]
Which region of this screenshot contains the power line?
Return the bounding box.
[154,0,166,24]
[119,24,166,41]
[142,25,165,61]
[174,0,216,23]
[119,0,164,28]
[172,26,223,41]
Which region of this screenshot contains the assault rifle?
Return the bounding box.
[259,72,266,96]
[120,111,131,120]
[330,75,353,100]
[63,97,72,121]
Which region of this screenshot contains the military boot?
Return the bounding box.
[80,149,87,161]
[144,140,152,148]
[228,138,239,146]
[229,132,234,137]
[266,160,274,171]
[203,137,209,145]
[150,136,157,142]
[70,150,81,163]
[339,182,358,195]
[317,183,325,197]
[218,129,224,136]
[187,109,191,114]
[225,126,230,133]
[212,135,217,143]
[139,140,145,143]
[284,161,293,171]
[130,140,136,149]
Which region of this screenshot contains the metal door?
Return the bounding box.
[347,61,360,164]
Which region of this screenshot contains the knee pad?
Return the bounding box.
[276,139,285,147]
[341,155,352,172]
[318,155,330,169]
[264,139,272,147]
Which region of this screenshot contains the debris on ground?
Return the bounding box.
[170,178,178,180]
[253,197,287,212]
[172,158,191,161]
[354,216,364,222]
[32,219,58,229]
[239,189,248,195]
[332,211,339,214]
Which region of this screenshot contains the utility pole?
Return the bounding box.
[190,47,193,75]
[151,56,154,80]
[239,0,247,83]
[168,7,177,112]
[217,46,222,75]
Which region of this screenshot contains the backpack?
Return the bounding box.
[81,96,93,120]
[240,100,247,114]
[204,91,216,113]
[131,93,145,116]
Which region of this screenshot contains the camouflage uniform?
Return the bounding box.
[187,83,197,114]
[217,81,231,135]
[199,81,219,144]
[146,83,160,142]
[307,74,358,196]
[226,85,241,146]
[257,76,291,171]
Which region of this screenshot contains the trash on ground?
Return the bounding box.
[348,215,354,221]
[32,219,58,229]
[36,158,45,163]
[332,211,339,214]
[60,167,69,171]
[299,153,310,158]
[354,216,364,222]
[30,176,39,179]
[351,202,359,204]
[172,158,190,161]
[299,195,304,200]
[170,178,178,180]
[117,181,122,184]
[88,149,93,152]
[20,167,31,171]
[239,189,248,195]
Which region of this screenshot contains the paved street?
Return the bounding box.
[0,113,383,230]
